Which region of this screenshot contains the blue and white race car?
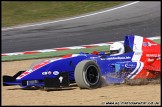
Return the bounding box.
[3,35,160,90]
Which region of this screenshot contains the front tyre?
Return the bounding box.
[74,60,101,89]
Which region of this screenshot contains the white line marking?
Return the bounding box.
[3,52,24,56]
[2,1,139,31]
[36,49,57,52]
[68,46,86,49]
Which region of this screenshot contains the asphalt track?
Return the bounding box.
[2,1,160,53]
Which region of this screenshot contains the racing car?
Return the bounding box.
[3,35,161,90]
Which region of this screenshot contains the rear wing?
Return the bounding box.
[124,35,134,53]
[124,35,160,53]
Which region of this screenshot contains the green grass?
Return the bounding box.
[2,1,125,27]
[153,39,160,43]
[2,46,109,62]
[2,39,160,62]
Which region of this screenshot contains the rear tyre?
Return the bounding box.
[74,60,101,89]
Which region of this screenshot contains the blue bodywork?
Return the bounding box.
[3,35,142,88]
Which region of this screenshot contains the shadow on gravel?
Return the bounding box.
[7,87,40,91]
[7,83,78,91]
[42,87,77,92]
[7,87,77,91]
[6,78,161,91]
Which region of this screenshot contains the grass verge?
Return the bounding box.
[2,1,125,27]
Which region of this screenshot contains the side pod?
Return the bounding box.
[44,72,70,88]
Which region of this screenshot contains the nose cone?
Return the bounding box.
[16,60,50,80]
[3,71,26,86]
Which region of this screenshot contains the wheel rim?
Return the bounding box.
[85,65,100,85]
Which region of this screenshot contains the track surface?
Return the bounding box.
[2,1,160,53]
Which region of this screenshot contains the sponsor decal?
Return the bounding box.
[53,71,59,75]
[134,52,142,55]
[59,76,63,83]
[107,56,131,60]
[143,42,157,47]
[147,58,154,62]
[27,80,38,85]
[125,64,136,68]
[146,54,160,57]
[48,71,52,75]
[42,72,48,75]
[133,44,138,50]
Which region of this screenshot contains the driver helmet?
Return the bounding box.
[110,42,125,55]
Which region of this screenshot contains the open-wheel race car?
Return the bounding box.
[3,35,161,90]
